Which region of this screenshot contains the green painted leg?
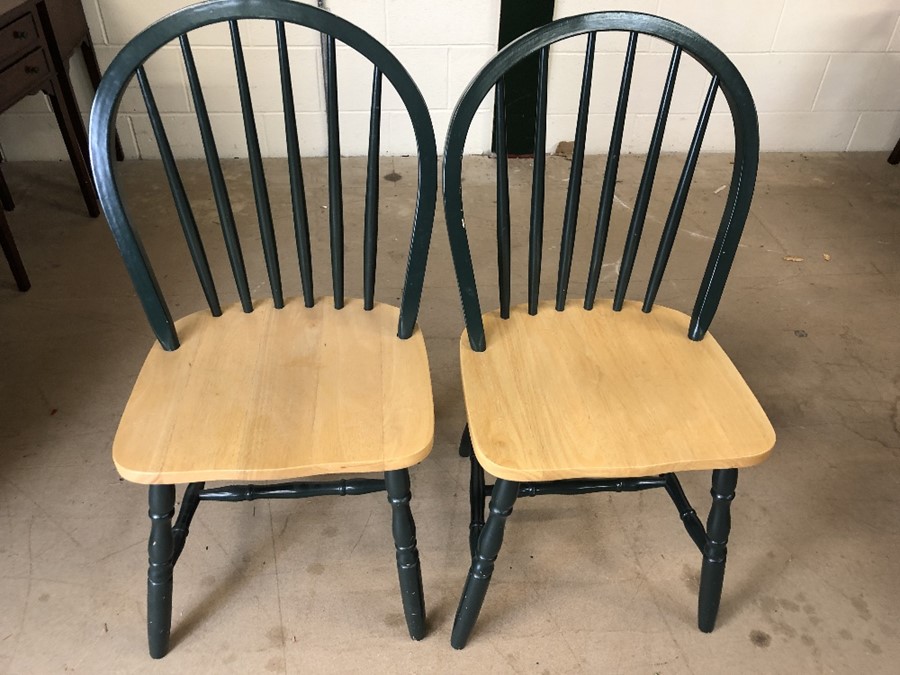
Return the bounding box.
[385,469,426,640]
[461,426,487,558]
[148,485,175,658]
[698,469,738,632]
[451,478,519,649]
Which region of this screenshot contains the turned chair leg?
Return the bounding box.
[468,453,486,558]
[698,468,738,632]
[148,485,176,659]
[460,427,487,558]
[385,469,426,640]
[451,478,519,649]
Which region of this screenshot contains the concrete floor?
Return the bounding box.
[0,152,898,673]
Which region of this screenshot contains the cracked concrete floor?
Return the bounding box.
[0,152,898,673]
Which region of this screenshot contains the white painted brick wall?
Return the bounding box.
[0,0,898,160]
[548,0,900,153]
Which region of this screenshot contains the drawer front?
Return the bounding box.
[0,13,39,66]
[0,48,49,113]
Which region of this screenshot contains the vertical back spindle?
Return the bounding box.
[584,32,637,310]
[555,32,596,311]
[137,67,221,316]
[180,34,252,312]
[276,20,314,307]
[230,20,283,309]
[643,75,718,312]
[324,35,344,309]
[495,78,511,319]
[527,46,549,316]
[613,45,681,311]
[364,66,382,310]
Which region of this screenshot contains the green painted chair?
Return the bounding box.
[442,12,775,648]
[89,0,437,658]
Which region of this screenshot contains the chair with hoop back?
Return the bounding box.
[89,0,437,658]
[443,12,776,648]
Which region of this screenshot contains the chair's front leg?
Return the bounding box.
[698,468,738,632]
[385,469,426,640]
[147,485,176,658]
[451,478,519,649]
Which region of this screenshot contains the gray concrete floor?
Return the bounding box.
[0,152,898,673]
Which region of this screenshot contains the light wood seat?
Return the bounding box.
[114,297,434,484]
[461,300,775,482]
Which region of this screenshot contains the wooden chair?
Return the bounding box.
[89,0,437,658]
[443,12,776,648]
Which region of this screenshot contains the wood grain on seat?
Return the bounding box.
[461,300,775,482]
[114,297,433,484]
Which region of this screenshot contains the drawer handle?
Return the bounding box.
[13,30,29,39]
[25,65,40,74]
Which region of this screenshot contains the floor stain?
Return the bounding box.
[383,613,404,628]
[800,634,815,647]
[306,563,325,576]
[863,639,882,655]
[878,621,898,638]
[851,595,871,621]
[681,564,699,592]
[266,626,284,645]
[770,619,798,639]
[839,629,852,640]
[778,598,800,613]
[322,526,338,538]
[750,630,772,647]
[384,172,402,183]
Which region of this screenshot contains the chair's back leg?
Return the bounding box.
[698,468,738,632]
[451,478,519,649]
[468,452,487,558]
[147,485,176,658]
[385,469,426,640]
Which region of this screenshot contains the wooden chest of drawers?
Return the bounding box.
[0,0,52,113]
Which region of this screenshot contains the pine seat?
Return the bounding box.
[461,300,775,482]
[114,298,434,484]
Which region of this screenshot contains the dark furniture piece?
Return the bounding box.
[0,149,24,287]
[90,0,437,659]
[889,136,900,165]
[0,203,29,289]
[43,0,125,165]
[0,0,98,215]
[443,12,776,648]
